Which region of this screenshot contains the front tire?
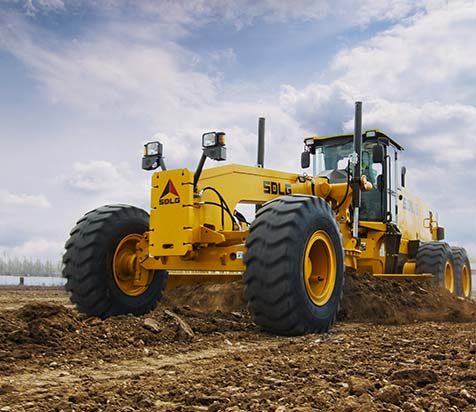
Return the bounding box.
[244,195,344,336]
[63,204,166,317]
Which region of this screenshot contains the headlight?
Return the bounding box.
[305,138,314,146]
[144,141,162,156]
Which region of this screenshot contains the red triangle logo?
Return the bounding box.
[160,179,179,198]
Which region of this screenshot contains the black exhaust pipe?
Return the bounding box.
[256,117,266,213]
[257,117,265,168]
[352,101,362,237]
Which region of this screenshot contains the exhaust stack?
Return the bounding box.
[255,117,266,213]
[352,101,363,238]
[257,117,265,168]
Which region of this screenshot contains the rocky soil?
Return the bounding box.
[0,275,475,411]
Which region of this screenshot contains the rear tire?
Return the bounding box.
[416,242,455,294]
[244,195,344,336]
[451,247,472,298]
[63,204,166,317]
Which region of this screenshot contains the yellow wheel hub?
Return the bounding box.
[113,233,152,296]
[303,230,337,306]
[462,264,471,297]
[444,260,454,293]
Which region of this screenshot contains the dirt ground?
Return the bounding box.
[0,276,476,412]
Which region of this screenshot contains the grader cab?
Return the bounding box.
[63,102,472,336]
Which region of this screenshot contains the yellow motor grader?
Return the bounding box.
[63,102,472,335]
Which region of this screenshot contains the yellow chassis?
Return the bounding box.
[139,165,353,269]
[133,164,432,287]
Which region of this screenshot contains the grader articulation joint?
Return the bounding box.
[63,102,472,336]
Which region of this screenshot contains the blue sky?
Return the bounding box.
[1,0,476,262]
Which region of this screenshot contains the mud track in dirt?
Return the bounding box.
[0,276,475,411]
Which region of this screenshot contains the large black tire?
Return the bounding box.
[244,195,344,336]
[63,204,166,317]
[415,242,455,294]
[451,247,472,298]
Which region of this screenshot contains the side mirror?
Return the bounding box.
[372,144,385,163]
[401,166,407,187]
[436,226,445,241]
[376,174,384,192]
[301,151,311,169]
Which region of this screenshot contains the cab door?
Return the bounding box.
[360,141,384,222]
[385,145,398,224]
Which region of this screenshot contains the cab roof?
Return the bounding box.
[305,129,404,151]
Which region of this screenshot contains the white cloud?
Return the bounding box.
[0,13,217,123]
[60,160,151,207]
[0,190,50,208]
[281,84,476,163]
[0,238,63,260]
[280,81,357,134]
[63,160,122,193]
[0,190,58,261]
[355,100,476,162]
[331,0,476,104]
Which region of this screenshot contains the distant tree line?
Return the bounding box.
[0,254,62,276]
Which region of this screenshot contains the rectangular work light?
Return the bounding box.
[144,141,162,157]
[202,132,226,148]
